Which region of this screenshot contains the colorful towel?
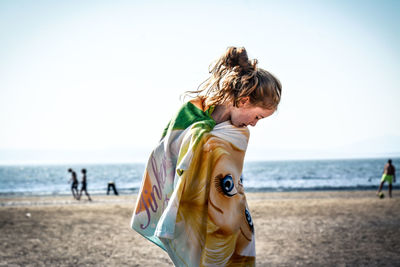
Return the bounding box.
[131,99,255,266]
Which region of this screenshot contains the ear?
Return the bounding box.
[237,97,250,107]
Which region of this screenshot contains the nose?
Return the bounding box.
[250,120,258,127]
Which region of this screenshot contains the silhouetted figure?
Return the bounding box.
[107,181,119,195]
[68,168,79,199]
[377,159,396,198]
[78,168,92,201]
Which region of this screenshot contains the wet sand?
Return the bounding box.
[1,191,399,266]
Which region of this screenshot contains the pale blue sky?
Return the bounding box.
[1,0,399,163]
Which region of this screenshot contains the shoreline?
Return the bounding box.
[2,184,398,199]
[2,186,399,197]
[0,190,396,207]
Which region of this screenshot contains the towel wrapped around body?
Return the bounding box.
[131,98,255,266]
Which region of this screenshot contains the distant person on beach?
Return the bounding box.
[68,168,78,199]
[377,159,396,198]
[78,168,92,201]
[107,181,119,195]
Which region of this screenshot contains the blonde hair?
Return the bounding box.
[187,47,282,110]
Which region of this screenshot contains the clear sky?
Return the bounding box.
[1,0,399,164]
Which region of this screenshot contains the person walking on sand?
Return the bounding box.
[78,168,92,201]
[68,168,79,199]
[377,159,396,198]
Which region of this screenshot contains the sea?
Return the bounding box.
[0,158,399,196]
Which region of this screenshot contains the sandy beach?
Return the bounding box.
[1,191,399,266]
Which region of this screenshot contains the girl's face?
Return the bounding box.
[230,98,275,128]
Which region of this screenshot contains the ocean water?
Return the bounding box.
[0,158,399,196]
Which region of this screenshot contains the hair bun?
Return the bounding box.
[223,47,257,73]
[225,47,247,68]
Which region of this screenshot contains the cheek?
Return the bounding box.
[231,112,248,125]
[208,185,245,235]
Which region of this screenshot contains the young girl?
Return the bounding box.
[161,46,281,138]
[132,46,281,266]
[195,46,281,125]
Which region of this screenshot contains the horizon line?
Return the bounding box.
[1,155,399,166]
